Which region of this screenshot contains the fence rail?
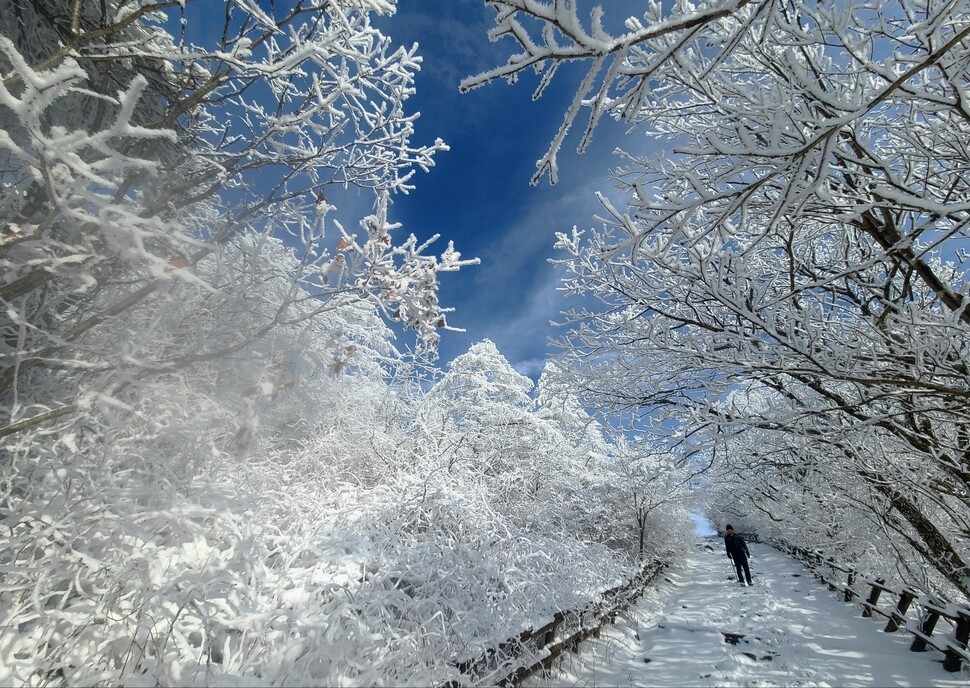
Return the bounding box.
[442,560,667,687]
[779,543,970,673]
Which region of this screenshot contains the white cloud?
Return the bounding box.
[512,356,549,379]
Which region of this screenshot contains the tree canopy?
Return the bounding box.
[465,0,970,598]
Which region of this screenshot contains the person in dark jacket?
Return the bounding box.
[724,525,753,585]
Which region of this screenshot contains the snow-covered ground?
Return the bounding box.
[528,540,968,687]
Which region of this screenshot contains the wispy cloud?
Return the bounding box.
[512,356,548,379]
[380,1,499,91]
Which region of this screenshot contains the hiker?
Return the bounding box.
[724,525,753,586]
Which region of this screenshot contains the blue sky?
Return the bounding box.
[178,0,654,379]
[373,1,651,378]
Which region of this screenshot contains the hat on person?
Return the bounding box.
[725,524,734,530]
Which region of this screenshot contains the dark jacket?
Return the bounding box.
[725,533,750,560]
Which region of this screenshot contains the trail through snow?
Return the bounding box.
[527,540,968,687]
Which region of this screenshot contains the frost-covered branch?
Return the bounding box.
[461,0,765,184]
[1,0,468,437]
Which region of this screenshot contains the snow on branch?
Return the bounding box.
[461,0,761,184]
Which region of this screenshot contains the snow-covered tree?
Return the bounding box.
[465,1,970,599]
[414,340,541,513]
[417,339,532,460]
[536,359,607,450]
[1,0,473,443]
[0,2,484,684]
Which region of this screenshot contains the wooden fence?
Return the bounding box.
[442,560,667,687]
[780,544,970,673]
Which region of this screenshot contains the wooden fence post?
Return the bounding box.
[884,590,915,633]
[862,579,885,618]
[772,548,970,675]
[545,613,562,648]
[943,610,970,672]
[844,571,856,602]
[911,609,942,652]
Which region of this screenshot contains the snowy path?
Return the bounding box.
[527,540,967,687]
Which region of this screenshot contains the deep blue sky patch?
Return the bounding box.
[376,1,655,377]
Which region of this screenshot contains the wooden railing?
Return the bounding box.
[442,560,667,687]
[779,543,970,673]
